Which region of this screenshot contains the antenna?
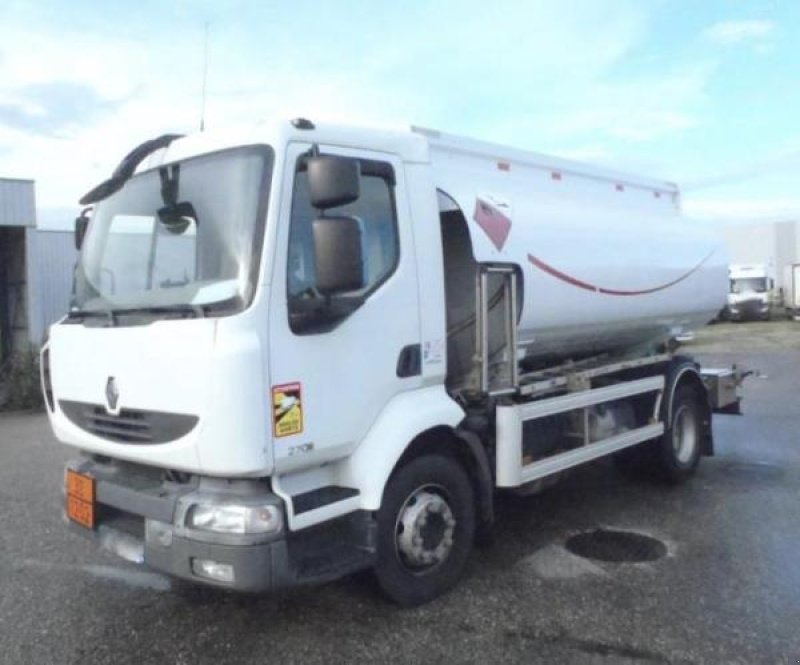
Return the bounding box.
[200,21,209,132]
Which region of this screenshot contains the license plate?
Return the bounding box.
[66,470,95,529]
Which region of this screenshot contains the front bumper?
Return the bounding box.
[145,531,289,591]
[728,300,769,320]
[65,457,374,592]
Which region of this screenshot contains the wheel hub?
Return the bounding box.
[396,490,456,569]
[672,404,698,464]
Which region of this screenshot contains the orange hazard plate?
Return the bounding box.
[66,470,95,529]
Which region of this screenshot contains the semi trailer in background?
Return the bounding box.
[783,263,800,320]
[726,263,772,321]
[42,120,741,605]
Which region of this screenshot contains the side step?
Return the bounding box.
[288,510,376,585]
[293,486,359,515]
[272,477,363,531]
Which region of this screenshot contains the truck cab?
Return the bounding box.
[46,120,459,596]
[726,264,772,321]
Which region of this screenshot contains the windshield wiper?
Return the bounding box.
[67,304,205,325]
[79,134,185,205]
[67,308,117,325]
[113,304,206,319]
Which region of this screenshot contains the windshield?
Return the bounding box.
[73,146,272,316]
[730,277,767,294]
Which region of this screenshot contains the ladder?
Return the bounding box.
[475,264,519,396]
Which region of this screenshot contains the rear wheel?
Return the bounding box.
[373,455,475,607]
[615,383,704,483]
[654,384,703,483]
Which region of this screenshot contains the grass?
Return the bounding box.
[0,347,44,412]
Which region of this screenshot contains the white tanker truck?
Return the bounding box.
[43,119,742,605]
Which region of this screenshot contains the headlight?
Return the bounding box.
[186,503,282,534]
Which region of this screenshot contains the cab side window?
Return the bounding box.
[287,159,399,333]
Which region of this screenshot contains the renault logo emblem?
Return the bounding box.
[105,377,119,413]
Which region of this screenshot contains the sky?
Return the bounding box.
[0,0,797,229]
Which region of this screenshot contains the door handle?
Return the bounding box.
[396,344,421,378]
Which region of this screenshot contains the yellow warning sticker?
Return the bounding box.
[272,382,304,438]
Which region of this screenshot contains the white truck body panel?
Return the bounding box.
[267,142,426,476]
[47,312,272,475]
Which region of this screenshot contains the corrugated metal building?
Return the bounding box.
[0,178,37,360]
[27,229,77,342]
[0,177,76,362]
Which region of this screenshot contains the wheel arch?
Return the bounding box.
[392,425,494,540]
[334,385,494,540]
[665,356,713,456]
[335,386,465,510]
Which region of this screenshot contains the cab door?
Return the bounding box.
[268,143,421,473]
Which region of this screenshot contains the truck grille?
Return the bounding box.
[59,400,198,444]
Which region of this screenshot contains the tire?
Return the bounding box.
[653,384,703,483]
[373,454,475,607]
[614,383,704,483]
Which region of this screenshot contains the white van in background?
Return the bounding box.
[727,264,772,321]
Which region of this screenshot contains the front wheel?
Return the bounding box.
[373,455,475,607]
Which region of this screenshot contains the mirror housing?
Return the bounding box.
[312,216,364,295]
[157,200,197,235]
[74,207,92,250]
[307,155,360,209]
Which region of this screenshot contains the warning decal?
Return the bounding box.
[272,382,304,438]
[473,194,512,251]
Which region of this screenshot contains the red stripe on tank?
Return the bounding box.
[527,251,714,296]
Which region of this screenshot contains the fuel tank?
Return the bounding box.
[422,128,728,388]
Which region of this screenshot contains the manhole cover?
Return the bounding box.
[565,529,667,563]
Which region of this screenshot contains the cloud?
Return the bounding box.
[703,20,775,46]
[491,59,716,151]
[0,0,763,216]
[0,81,124,137]
[682,144,800,191]
[0,0,664,208]
[684,197,800,224]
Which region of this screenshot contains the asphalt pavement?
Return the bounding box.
[0,337,798,664]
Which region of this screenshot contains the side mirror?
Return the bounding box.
[157,201,198,235]
[74,207,92,250]
[307,155,360,209]
[312,217,364,295]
